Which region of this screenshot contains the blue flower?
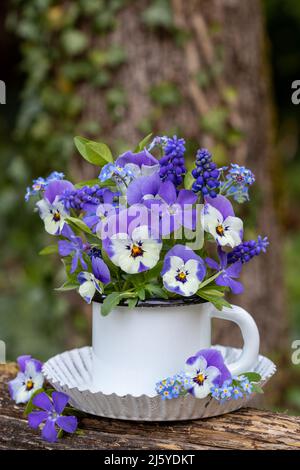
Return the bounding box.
[99,163,135,184]
[240,379,253,394]
[156,372,192,400]
[192,148,220,198]
[25,171,65,202]
[232,386,244,400]
[159,136,186,187]
[222,164,255,203]
[210,385,221,400]
[220,383,233,400]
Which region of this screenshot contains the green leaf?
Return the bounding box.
[137,287,146,301]
[39,244,58,256]
[127,297,139,309]
[145,284,169,299]
[75,179,102,188]
[24,388,45,416]
[184,171,194,190]
[144,261,163,282]
[197,286,225,298]
[101,292,123,316]
[197,271,223,290]
[197,287,232,311]
[252,383,264,394]
[55,280,79,292]
[65,216,92,235]
[74,136,113,166]
[134,133,153,152]
[241,372,262,383]
[101,291,136,316]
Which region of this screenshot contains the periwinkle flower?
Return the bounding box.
[28,391,78,443]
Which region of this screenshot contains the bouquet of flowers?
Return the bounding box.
[26,134,268,315]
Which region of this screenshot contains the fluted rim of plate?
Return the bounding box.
[42,346,277,400]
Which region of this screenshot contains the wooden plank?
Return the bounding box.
[0,364,299,450]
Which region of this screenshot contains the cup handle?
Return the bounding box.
[210,304,260,375]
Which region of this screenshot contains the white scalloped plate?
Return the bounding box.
[42,345,276,421]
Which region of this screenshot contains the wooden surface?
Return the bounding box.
[0,364,299,450]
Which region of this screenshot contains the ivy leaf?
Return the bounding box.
[74,136,113,166]
[134,133,153,152]
[39,244,58,256]
[241,372,262,383]
[65,216,92,235]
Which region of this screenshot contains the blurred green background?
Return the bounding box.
[0,0,299,413]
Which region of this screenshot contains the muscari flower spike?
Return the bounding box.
[227,236,269,265]
[159,136,186,187]
[192,148,220,198]
[60,185,117,212]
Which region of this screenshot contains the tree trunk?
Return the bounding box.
[77,0,286,354]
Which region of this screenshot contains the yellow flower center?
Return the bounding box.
[26,380,34,391]
[53,211,61,222]
[216,224,224,236]
[195,373,205,385]
[130,244,143,258]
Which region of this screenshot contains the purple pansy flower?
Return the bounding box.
[36,180,74,235]
[161,245,206,297]
[28,391,78,443]
[203,195,243,248]
[185,349,231,399]
[102,208,162,274]
[206,247,244,294]
[115,149,159,178]
[127,173,198,235]
[58,231,88,274]
[8,356,44,404]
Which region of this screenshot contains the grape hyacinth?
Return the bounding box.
[192,148,220,198]
[60,185,114,211]
[227,236,269,265]
[159,136,186,186]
